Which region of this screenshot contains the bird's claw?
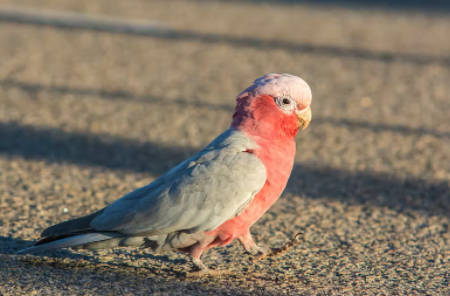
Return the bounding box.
[249,232,304,263]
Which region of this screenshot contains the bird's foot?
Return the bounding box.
[186,257,231,278]
[249,232,304,263]
[185,268,231,279]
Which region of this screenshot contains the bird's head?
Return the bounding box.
[231,74,312,139]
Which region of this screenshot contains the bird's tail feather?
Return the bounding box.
[17,232,122,254]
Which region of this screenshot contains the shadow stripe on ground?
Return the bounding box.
[2,79,449,139]
[1,121,448,217]
[212,0,450,13]
[0,7,448,66]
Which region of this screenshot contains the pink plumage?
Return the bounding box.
[201,74,313,260]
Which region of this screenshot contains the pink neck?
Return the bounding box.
[231,95,300,141]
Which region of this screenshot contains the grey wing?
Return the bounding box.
[91,140,266,235]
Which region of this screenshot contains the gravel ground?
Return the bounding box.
[0,0,449,295]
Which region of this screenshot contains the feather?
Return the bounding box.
[17,232,122,254]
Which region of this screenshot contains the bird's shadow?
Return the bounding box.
[1,237,261,295]
[0,235,190,276]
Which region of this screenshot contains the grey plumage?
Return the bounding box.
[17,232,122,254]
[18,129,267,254]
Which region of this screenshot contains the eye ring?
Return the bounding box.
[276,95,297,111]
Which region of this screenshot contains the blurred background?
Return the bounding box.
[0,0,449,295]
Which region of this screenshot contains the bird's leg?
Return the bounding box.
[185,242,230,278]
[238,231,304,263]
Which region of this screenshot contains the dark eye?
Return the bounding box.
[282,98,291,105]
[276,95,296,111]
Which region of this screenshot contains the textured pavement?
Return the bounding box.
[0,0,449,295]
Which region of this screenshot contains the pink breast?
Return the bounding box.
[205,139,296,247]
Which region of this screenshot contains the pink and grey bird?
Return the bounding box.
[18,73,313,275]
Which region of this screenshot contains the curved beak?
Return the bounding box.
[295,106,312,130]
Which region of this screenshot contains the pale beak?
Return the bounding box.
[295,106,312,130]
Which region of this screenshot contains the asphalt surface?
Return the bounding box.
[0,0,449,295]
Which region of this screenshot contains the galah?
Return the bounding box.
[18,73,313,276]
